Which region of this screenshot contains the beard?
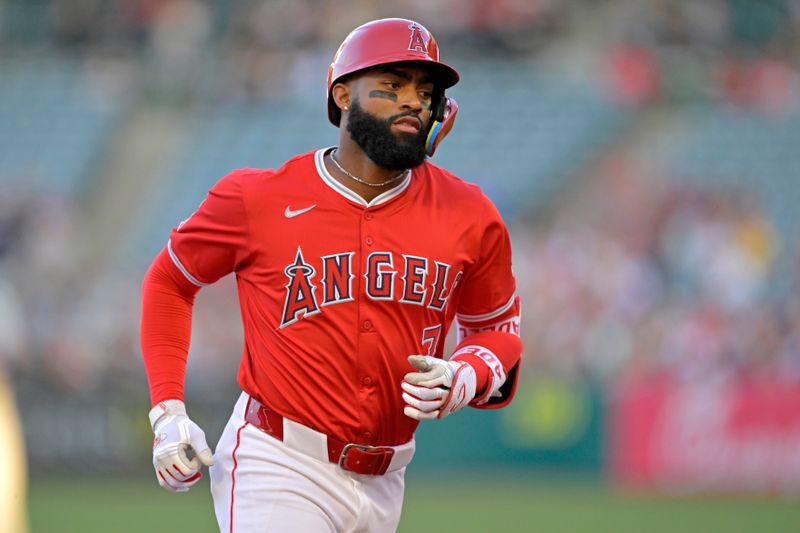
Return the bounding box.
[345,98,428,171]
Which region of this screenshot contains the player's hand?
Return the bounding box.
[149,400,214,493]
[401,355,477,420]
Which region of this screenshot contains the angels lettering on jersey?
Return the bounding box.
[281,246,461,328]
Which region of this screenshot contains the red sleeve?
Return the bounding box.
[456,196,516,322]
[168,169,252,286]
[141,247,201,405]
[450,195,521,409]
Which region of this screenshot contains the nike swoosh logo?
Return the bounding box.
[284,204,316,218]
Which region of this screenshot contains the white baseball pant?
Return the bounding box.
[210,392,414,532]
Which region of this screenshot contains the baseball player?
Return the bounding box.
[141,18,522,532]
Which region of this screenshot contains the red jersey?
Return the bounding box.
[162,148,520,446]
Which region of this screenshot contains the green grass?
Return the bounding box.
[29,473,800,532]
[29,476,217,533]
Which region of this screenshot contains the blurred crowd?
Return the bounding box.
[43,0,563,52]
[31,0,565,102]
[515,157,800,386]
[603,0,800,113]
[8,0,798,107]
[0,186,133,392]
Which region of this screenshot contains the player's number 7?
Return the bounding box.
[420,325,442,356]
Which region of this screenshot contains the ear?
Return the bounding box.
[331,81,352,114]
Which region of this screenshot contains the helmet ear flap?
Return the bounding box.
[425,96,458,157]
[430,93,447,122]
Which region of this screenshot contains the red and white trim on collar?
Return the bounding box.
[315,147,413,208]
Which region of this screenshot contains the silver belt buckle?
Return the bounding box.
[338,443,371,467]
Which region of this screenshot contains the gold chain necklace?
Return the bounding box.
[330,149,408,188]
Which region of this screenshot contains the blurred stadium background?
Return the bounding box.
[2,0,800,531]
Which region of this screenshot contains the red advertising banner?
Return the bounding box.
[609,375,800,492]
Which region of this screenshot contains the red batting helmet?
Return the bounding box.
[327,18,460,156]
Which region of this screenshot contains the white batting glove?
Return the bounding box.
[401,355,477,420]
[149,400,214,493]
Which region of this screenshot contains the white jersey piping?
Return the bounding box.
[456,294,516,322]
[167,239,208,287]
[314,147,412,208]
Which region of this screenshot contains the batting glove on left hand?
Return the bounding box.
[401,355,477,420]
[149,400,214,493]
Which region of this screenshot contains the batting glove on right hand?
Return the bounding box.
[149,400,214,493]
[401,355,477,420]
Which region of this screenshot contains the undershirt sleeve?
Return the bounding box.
[141,170,252,405]
[141,247,200,405]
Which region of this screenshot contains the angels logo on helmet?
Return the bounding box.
[408,22,428,53]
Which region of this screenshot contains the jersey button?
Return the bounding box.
[365,236,374,246]
[364,213,374,221]
[362,376,372,386]
[363,431,372,440]
[362,320,373,330]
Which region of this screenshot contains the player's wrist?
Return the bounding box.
[148,399,187,429]
[450,352,490,396]
[451,345,506,405]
